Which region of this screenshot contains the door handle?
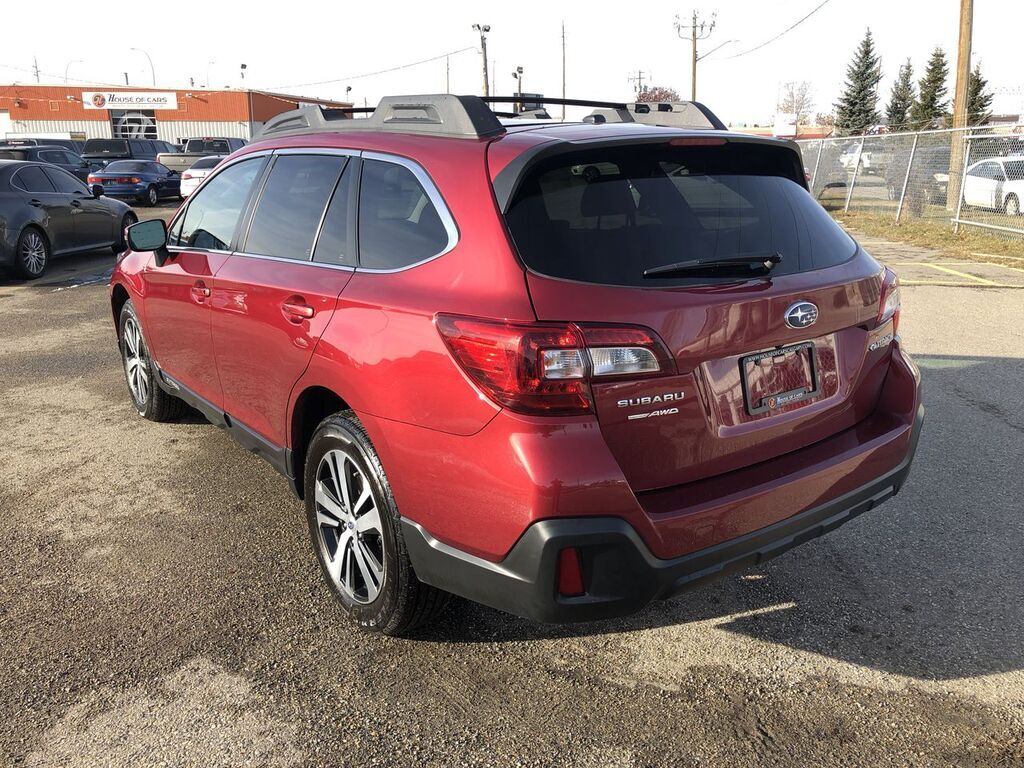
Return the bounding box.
[70,200,82,208]
[28,198,42,207]
[281,298,315,323]
[190,281,211,303]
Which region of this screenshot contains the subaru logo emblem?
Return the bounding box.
[784,301,818,329]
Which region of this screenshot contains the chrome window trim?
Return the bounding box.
[355,150,460,273]
[227,250,356,273]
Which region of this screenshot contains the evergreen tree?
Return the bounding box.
[885,59,915,130]
[967,62,993,126]
[909,47,949,129]
[834,29,883,135]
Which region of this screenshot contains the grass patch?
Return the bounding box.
[834,211,1024,266]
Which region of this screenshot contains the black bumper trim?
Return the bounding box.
[403,404,923,624]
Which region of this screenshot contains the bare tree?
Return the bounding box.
[778,81,815,124]
[637,85,681,103]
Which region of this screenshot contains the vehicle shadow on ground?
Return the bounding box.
[0,250,115,289]
[415,354,1024,683]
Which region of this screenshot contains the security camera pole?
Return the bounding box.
[472,24,491,97]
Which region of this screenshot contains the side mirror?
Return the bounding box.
[127,219,170,264]
[91,184,104,198]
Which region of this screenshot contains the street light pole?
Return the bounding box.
[512,67,523,112]
[130,48,156,87]
[472,24,491,97]
[64,59,83,84]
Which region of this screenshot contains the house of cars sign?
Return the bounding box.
[82,92,178,110]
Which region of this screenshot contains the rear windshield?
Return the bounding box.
[83,139,129,155]
[189,155,223,170]
[505,142,856,287]
[105,161,150,173]
[0,150,28,160]
[186,138,231,153]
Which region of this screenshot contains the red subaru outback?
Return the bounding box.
[110,95,922,635]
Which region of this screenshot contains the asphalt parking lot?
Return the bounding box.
[1,213,1023,767]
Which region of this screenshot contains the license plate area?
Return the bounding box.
[741,341,820,416]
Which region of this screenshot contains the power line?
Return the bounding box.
[725,0,834,60]
[268,47,477,91]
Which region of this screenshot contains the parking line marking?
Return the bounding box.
[972,251,1024,262]
[901,279,1021,288]
[919,263,1000,285]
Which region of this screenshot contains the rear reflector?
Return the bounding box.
[557,548,585,597]
[435,315,675,416]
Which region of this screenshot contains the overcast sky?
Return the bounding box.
[2,0,1021,125]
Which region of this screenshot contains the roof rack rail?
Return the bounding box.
[253,94,727,141]
[255,94,504,141]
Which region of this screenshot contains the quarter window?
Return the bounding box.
[358,159,450,269]
[244,154,347,260]
[170,157,264,250]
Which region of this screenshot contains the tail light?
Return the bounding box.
[435,314,675,416]
[129,176,141,184]
[181,172,193,180]
[87,175,99,184]
[877,268,901,335]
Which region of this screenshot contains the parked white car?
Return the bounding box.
[962,155,1024,216]
[179,155,225,198]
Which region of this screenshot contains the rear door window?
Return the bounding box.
[504,142,854,287]
[357,158,450,269]
[170,157,265,250]
[13,165,57,193]
[243,154,347,260]
[312,160,357,267]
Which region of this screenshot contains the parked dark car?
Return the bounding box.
[0,137,86,153]
[82,138,160,168]
[0,160,136,279]
[0,145,96,181]
[88,160,181,206]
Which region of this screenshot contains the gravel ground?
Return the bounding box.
[0,229,1022,767]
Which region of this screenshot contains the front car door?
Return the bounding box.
[141,154,267,408]
[964,162,999,209]
[211,151,357,449]
[11,165,76,254]
[42,166,113,249]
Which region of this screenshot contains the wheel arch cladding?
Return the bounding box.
[290,385,351,499]
[111,283,130,335]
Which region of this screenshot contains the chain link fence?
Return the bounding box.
[797,125,1024,243]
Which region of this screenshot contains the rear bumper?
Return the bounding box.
[404,402,923,623]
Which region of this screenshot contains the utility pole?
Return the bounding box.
[446,56,450,93]
[628,70,646,98]
[947,0,973,210]
[32,56,40,83]
[472,24,491,96]
[675,11,716,101]
[561,21,566,119]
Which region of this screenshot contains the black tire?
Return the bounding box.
[15,227,49,279]
[145,185,158,206]
[112,211,138,254]
[304,412,449,636]
[118,300,187,422]
[1004,194,1020,217]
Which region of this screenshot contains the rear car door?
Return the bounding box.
[211,151,356,448]
[11,165,75,253]
[964,162,999,208]
[42,167,112,248]
[142,155,267,407]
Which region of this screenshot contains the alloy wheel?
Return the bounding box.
[1007,196,1020,217]
[122,316,150,406]
[20,231,47,276]
[314,449,385,604]
[147,186,158,205]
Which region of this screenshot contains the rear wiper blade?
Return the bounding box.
[643,253,782,278]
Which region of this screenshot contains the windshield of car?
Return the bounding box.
[104,161,151,173]
[83,139,130,155]
[504,141,856,287]
[189,156,223,170]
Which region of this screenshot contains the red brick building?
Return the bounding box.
[0,85,351,143]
